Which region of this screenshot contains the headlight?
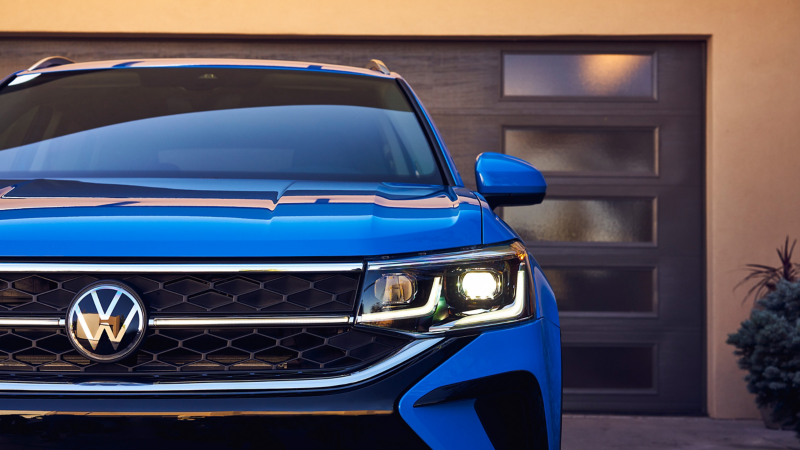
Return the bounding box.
[356,242,531,334]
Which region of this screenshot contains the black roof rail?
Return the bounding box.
[27,56,75,72]
[365,59,390,75]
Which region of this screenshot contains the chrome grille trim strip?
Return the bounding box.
[0,338,443,393]
[0,317,63,327]
[148,316,353,327]
[0,316,352,328]
[0,262,363,273]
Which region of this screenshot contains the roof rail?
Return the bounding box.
[365,59,390,75]
[27,56,75,72]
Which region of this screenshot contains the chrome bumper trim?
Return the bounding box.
[0,338,443,393]
[0,316,352,329]
[0,262,363,273]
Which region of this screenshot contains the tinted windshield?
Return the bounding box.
[0,67,443,184]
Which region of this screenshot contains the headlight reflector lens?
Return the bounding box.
[459,270,501,300]
[375,273,417,306]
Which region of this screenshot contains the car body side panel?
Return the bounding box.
[535,266,561,327]
[399,319,562,450]
[543,317,563,448]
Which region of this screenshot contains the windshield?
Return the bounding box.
[0,67,443,184]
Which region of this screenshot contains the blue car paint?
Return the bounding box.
[475,152,547,196]
[0,180,484,257]
[399,318,562,450]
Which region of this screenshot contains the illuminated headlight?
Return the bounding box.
[459,270,501,300]
[356,242,531,334]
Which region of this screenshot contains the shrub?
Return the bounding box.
[727,279,800,435]
[736,237,800,305]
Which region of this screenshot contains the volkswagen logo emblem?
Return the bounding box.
[65,281,147,363]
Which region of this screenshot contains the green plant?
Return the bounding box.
[727,279,800,436]
[736,237,800,304]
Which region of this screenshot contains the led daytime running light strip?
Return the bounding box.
[357,277,442,323]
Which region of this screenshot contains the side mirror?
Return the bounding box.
[475,152,547,210]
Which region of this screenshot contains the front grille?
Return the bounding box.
[0,272,360,314]
[0,326,410,382]
[0,269,415,384]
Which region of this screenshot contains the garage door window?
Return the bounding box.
[504,127,657,175]
[503,53,655,98]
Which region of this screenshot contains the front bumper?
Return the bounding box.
[0,319,561,450]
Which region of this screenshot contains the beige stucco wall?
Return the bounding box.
[2,0,800,419]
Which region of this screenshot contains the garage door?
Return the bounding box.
[0,37,705,414]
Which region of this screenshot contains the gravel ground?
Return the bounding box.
[1,413,797,449]
[563,414,800,450]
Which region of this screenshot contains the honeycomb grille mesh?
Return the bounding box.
[0,326,410,380]
[0,270,408,382]
[0,272,360,314]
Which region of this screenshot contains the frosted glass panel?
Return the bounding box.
[503,53,654,97]
[503,198,654,243]
[544,268,654,312]
[505,128,655,174]
[563,346,654,389]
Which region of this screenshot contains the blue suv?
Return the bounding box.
[0,57,561,449]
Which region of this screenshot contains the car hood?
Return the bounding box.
[0,179,483,258]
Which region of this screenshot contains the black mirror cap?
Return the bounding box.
[483,192,546,210]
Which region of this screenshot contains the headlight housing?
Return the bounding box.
[356,242,531,334]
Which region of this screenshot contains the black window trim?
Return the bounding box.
[395,77,457,187]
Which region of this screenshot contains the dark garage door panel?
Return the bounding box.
[561,331,704,412]
[502,42,705,414]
